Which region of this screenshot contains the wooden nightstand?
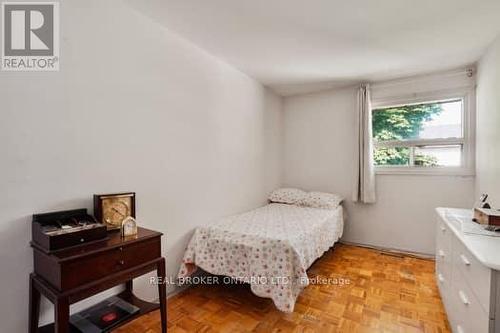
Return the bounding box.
[29,227,166,333]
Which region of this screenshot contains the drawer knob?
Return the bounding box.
[457,325,465,333]
[80,238,85,243]
[458,290,469,305]
[438,250,445,258]
[438,273,445,283]
[119,247,123,252]
[440,226,446,232]
[119,260,125,265]
[460,254,471,266]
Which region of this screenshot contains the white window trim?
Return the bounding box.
[371,87,476,176]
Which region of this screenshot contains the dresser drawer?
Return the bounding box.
[436,268,453,323]
[436,218,452,256]
[60,236,161,290]
[450,268,490,333]
[452,237,492,314]
[436,219,452,286]
[436,269,448,292]
[436,246,451,288]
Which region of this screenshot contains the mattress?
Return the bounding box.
[177,203,344,312]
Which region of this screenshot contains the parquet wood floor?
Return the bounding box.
[114,244,450,333]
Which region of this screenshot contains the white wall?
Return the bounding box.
[0,1,282,331]
[476,36,500,207]
[283,72,475,255]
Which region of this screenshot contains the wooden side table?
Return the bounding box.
[29,227,167,333]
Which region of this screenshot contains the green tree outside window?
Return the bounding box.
[372,103,443,166]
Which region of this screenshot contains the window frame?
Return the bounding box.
[371,87,475,176]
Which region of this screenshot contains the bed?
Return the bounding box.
[177,202,344,312]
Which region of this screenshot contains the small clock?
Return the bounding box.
[94,192,135,231]
[121,216,138,237]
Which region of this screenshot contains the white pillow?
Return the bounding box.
[300,191,343,209]
[268,188,306,205]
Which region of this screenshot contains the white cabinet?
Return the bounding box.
[436,208,499,333]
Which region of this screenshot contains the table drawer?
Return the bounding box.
[61,236,161,290]
[452,237,492,315]
[61,248,121,290]
[450,267,490,333]
[121,237,161,269]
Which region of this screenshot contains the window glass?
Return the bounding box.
[414,145,462,167]
[373,147,410,166]
[372,99,465,168]
[372,100,463,142]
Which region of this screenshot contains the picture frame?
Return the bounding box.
[93,192,136,231]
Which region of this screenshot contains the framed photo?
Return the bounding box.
[94,192,135,231]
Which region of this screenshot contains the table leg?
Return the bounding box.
[157,258,167,333]
[125,279,133,292]
[29,275,41,333]
[55,297,69,333]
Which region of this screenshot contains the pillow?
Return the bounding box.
[268,188,306,205]
[300,191,343,209]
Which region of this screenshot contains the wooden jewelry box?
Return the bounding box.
[32,208,107,252]
[473,207,500,226]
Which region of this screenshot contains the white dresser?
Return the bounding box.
[436,207,500,333]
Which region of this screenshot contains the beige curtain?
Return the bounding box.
[352,83,376,203]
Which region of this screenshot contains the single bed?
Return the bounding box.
[177,202,344,312]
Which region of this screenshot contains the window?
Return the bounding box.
[372,91,474,175]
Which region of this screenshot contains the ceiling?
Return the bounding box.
[127,0,500,96]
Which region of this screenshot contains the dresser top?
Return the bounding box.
[436,207,500,270]
[31,227,162,261]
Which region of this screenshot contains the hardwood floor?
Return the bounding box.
[114,244,450,332]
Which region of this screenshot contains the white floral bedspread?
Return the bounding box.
[178,203,344,312]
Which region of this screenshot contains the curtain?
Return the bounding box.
[352,83,376,203]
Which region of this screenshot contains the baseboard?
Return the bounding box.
[147,285,191,304]
[339,240,435,260]
[167,284,191,300]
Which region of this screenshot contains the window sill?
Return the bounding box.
[375,167,475,177]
